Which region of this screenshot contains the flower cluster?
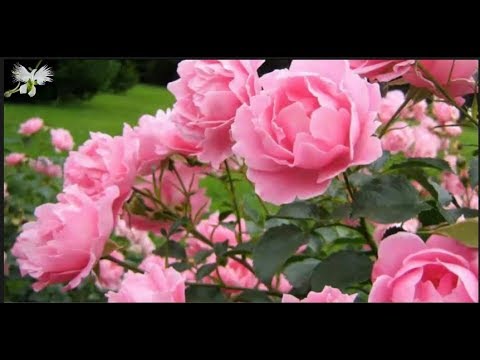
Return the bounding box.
[9,59,478,303]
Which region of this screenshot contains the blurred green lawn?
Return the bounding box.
[4,84,175,157]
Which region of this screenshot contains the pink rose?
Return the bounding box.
[442,122,462,137]
[282,286,357,303]
[419,115,437,131]
[444,155,458,172]
[29,157,62,178]
[432,101,460,124]
[18,117,44,136]
[349,60,415,82]
[114,218,154,255]
[168,60,265,168]
[186,212,249,259]
[406,126,441,158]
[11,185,119,291]
[381,121,414,154]
[121,162,210,234]
[442,172,465,197]
[267,274,292,293]
[215,258,258,294]
[373,218,420,243]
[139,255,169,272]
[123,109,199,175]
[5,153,26,166]
[369,233,478,302]
[403,60,478,104]
[106,264,186,303]
[232,60,382,205]
[401,100,428,121]
[378,90,405,123]
[64,132,139,215]
[50,128,74,152]
[95,250,125,291]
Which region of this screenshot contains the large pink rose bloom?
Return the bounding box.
[95,250,125,291]
[403,60,478,104]
[369,232,478,303]
[122,162,210,234]
[349,60,414,82]
[50,128,74,152]
[232,60,383,205]
[11,185,119,291]
[18,117,44,136]
[282,286,357,303]
[167,60,265,168]
[106,264,185,303]
[64,132,139,215]
[123,109,199,175]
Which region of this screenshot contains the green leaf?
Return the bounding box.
[253,224,308,283]
[472,92,478,123]
[170,262,192,272]
[196,263,217,281]
[224,242,255,257]
[185,284,227,303]
[243,193,265,224]
[431,218,478,248]
[439,207,478,224]
[418,201,448,227]
[235,290,273,303]
[427,179,452,206]
[351,175,430,224]
[469,156,478,188]
[310,251,373,291]
[369,151,390,172]
[213,241,229,258]
[194,249,214,264]
[330,203,352,220]
[284,258,321,291]
[389,158,453,173]
[102,239,122,257]
[168,217,188,236]
[275,201,320,220]
[154,240,186,260]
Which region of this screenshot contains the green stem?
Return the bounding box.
[102,255,144,273]
[360,218,378,255]
[342,173,378,256]
[224,161,243,244]
[378,93,414,138]
[185,281,282,298]
[417,62,478,127]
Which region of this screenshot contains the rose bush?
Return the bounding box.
[4,59,478,303]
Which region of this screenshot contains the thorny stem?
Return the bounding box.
[102,255,144,273]
[342,173,378,256]
[224,161,243,244]
[378,93,415,138]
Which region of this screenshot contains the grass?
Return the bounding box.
[4,84,175,157]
